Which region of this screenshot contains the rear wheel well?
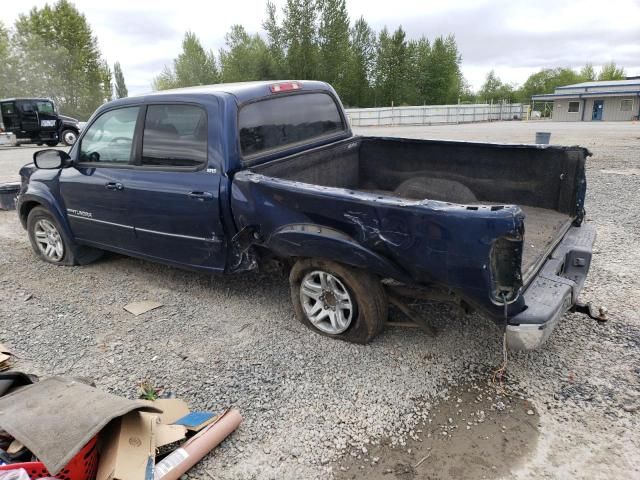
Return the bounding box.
[19,201,42,228]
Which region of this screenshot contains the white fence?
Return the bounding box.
[345,103,529,127]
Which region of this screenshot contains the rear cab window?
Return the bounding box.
[239,92,346,161]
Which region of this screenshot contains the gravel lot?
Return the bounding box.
[1,121,639,479]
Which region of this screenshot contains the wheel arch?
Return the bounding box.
[19,192,75,244]
[262,223,412,283]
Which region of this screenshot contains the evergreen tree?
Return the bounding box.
[113,61,128,98]
[598,62,626,80]
[342,16,376,107]
[317,0,350,94]
[12,0,111,119]
[282,0,318,79]
[153,31,219,90]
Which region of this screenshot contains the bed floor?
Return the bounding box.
[520,206,571,279]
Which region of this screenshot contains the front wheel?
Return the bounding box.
[27,206,102,266]
[289,258,388,344]
[61,129,78,146]
[46,141,58,147]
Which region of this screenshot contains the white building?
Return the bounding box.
[532,79,640,121]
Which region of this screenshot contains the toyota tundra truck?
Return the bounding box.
[16,80,596,350]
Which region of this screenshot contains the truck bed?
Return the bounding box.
[248,136,584,284]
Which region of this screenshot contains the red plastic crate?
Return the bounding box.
[0,436,98,480]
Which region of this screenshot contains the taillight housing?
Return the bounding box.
[270,82,301,93]
[490,235,523,304]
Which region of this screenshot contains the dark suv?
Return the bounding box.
[0,98,60,146]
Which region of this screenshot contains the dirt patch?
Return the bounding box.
[336,381,539,480]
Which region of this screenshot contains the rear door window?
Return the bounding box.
[141,104,207,168]
[239,92,346,159]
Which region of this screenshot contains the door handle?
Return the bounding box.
[105,182,124,191]
[188,191,214,201]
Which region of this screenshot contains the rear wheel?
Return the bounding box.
[46,141,58,147]
[27,206,102,266]
[290,258,387,344]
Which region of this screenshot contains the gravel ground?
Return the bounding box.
[1,121,639,479]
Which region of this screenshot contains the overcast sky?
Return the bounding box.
[3,0,640,95]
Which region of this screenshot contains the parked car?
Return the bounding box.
[58,114,82,146]
[0,98,60,146]
[16,80,595,350]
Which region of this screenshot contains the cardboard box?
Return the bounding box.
[97,411,159,480]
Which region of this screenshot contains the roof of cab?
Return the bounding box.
[0,98,54,103]
[140,80,333,103]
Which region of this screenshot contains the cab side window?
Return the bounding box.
[141,105,207,168]
[79,107,139,164]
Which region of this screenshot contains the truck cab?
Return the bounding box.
[0,98,61,146]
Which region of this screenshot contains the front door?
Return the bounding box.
[126,103,226,271]
[592,100,604,121]
[60,106,140,252]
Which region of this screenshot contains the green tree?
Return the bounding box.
[419,35,462,104]
[113,61,128,98]
[598,62,626,80]
[263,1,286,77]
[317,0,350,94]
[374,26,409,106]
[153,31,219,90]
[518,67,583,102]
[579,63,596,81]
[282,0,318,79]
[219,25,278,82]
[341,16,376,107]
[0,22,16,98]
[479,70,517,103]
[12,0,112,119]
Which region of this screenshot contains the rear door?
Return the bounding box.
[126,103,226,271]
[59,106,140,251]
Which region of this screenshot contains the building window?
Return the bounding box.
[621,99,633,112]
[568,101,580,113]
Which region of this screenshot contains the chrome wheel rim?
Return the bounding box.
[64,131,77,145]
[300,270,354,334]
[34,219,64,262]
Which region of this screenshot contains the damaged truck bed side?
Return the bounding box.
[17,80,595,350]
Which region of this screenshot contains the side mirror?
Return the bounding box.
[33,149,71,169]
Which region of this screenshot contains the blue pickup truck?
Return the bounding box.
[16,80,595,350]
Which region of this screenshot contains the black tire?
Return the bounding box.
[289,258,388,344]
[46,141,58,147]
[61,129,78,146]
[27,206,102,266]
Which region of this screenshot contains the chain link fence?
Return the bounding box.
[345,103,530,127]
